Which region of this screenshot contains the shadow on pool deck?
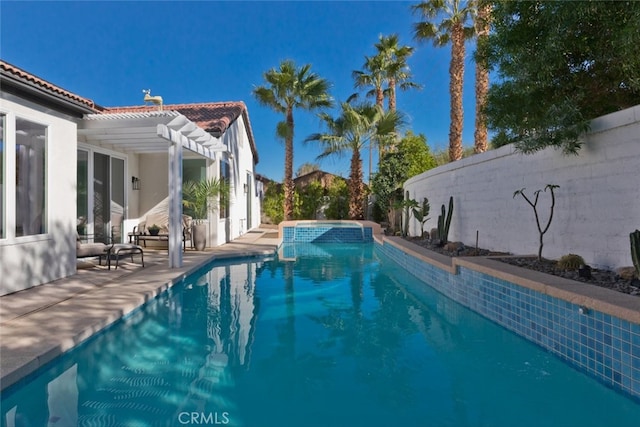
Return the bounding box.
[0,227,281,391]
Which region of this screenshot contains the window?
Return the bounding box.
[219,160,230,219]
[15,118,47,236]
[77,150,88,236]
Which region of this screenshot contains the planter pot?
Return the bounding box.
[148,229,160,236]
[193,223,207,251]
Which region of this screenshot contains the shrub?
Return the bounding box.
[557,254,585,271]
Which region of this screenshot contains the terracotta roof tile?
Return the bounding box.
[103,102,258,163]
[0,60,96,110]
[0,59,258,163]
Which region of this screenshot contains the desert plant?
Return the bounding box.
[147,224,161,235]
[513,184,559,262]
[631,230,640,277]
[412,197,431,238]
[557,254,585,271]
[394,196,418,237]
[436,196,453,245]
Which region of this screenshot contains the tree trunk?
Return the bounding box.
[283,108,294,220]
[376,87,386,161]
[388,79,397,112]
[449,22,465,162]
[348,148,364,219]
[388,78,398,153]
[474,2,491,154]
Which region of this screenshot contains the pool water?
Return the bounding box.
[2,243,639,426]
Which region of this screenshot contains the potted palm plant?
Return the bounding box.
[182,178,228,251]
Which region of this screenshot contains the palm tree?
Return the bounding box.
[474,0,491,154]
[352,54,387,185]
[253,60,333,220]
[352,54,386,110]
[413,0,475,162]
[306,102,405,219]
[375,34,421,113]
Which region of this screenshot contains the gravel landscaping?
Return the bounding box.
[405,237,640,296]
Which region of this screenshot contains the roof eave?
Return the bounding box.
[1,70,98,117]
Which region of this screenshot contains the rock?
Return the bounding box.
[616,267,638,280]
[443,242,464,252]
[430,228,438,240]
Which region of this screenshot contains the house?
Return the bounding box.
[293,169,341,191]
[0,60,261,295]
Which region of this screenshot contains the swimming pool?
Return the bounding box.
[3,243,639,426]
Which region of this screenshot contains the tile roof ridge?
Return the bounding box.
[103,101,247,111]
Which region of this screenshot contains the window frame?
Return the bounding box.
[0,110,51,243]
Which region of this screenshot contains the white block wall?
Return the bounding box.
[404,105,640,269]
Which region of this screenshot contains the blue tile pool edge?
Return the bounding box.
[377,236,640,402]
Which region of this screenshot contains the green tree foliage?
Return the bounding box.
[432,145,475,166]
[371,150,406,227]
[480,1,640,154]
[262,185,284,224]
[371,131,436,228]
[298,181,325,219]
[400,131,437,175]
[324,178,350,220]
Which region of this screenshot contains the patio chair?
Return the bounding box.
[76,234,111,266]
[109,243,145,270]
[77,231,144,270]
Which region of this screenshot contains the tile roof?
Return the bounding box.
[0,60,97,111]
[102,102,258,163]
[1,59,258,163]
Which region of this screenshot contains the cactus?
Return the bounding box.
[437,196,454,246]
[631,230,640,277]
[557,254,585,271]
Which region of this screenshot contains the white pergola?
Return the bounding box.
[78,111,228,268]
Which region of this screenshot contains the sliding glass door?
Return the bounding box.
[77,149,125,243]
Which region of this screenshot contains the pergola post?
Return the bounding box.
[168,141,183,268]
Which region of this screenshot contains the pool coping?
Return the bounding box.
[379,236,640,325]
[0,231,280,392]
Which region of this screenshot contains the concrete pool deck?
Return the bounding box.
[0,227,281,391]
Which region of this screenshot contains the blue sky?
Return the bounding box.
[1,0,480,181]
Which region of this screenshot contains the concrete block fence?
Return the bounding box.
[404,105,640,269]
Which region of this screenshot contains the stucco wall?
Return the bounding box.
[404,105,640,269]
[0,95,77,295]
[213,116,260,246]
